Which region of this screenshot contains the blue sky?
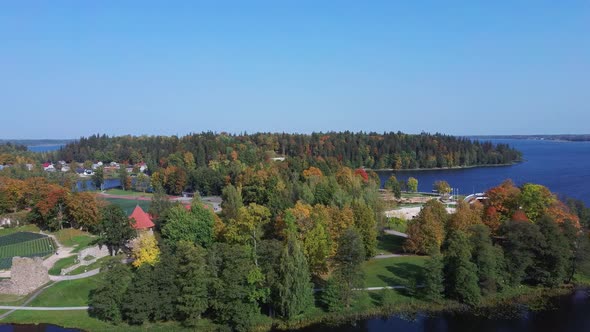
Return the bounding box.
[1,1,589,139]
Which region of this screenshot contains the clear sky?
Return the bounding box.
[1,1,589,139]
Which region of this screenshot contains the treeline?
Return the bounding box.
[52,132,522,171]
[407,180,590,305]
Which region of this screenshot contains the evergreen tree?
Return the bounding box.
[333,228,366,309]
[500,220,544,285]
[89,260,132,323]
[422,251,444,302]
[175,241,209,326]
[148,187,173,229]
[152,245,180,321]
[275,235,314,320]
[533,215,568,286]
[352,201,378,258]
[469,224,501,294]
[443,230,481,305]
[123,265,157,324]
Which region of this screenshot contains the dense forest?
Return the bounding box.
[52,132,522,170]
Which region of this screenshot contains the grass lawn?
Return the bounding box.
[376,234,407,255]
[51,228,95,252]
[0,293,26,306]
[363,256,427,288]
[105,189,154,198]
[102,198,151,216]
[0,224,40,237]
[48,255,77,275]
[29,276,101,307]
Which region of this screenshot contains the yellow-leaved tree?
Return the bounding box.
[131,233,160,267]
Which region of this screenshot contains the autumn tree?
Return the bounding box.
[385,175,401,199]
[447,201,482,232]
[131,232,160,267]
[66,192,100,231]
[404,200,447,254]
[434,180,451,195]
[224,203,271,266]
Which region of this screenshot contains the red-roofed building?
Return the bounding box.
[129,205,155,231]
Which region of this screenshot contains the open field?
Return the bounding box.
[0,233,55,269]
[362,256,427,288]
[48,255,77,276]
[104,189,154,198]
[101,197,151,216]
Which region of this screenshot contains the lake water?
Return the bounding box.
[378,139,590,205]
[27,145,64,153]
[297,289,590,332]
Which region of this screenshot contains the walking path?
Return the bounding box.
[384,229,409,238]
[0,282,57,319]
[49,268,100,281]
[40,232,75,269]
[0,306,89,311]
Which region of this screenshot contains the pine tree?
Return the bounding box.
[275,235,314,320]
[123,265,157,324]
[175,241,209,326]
[422,251,444,302]
[89,259,132,323]
[469,224,501,295]
[333,228,366,309]
[443,230,481,305]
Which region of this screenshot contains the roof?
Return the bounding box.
[129,205,155,229]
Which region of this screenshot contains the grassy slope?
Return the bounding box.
[101,198,151,216]
[48,255,77,275]
[362,256,427,287]
[52,228,95,252]
[29,277,100,307]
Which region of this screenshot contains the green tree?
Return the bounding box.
[175,241,209,326]
[443,230,481,305]
[92,166,105,190]
[118,165,131,191]
[302,220,330,277]
[385,175,402,199]
[406,177,418,193]
[148,187,173,229]
[422,251,444,302]
[208,243,267,332]
[469,224,502,294]
[500,220,544,285]
[162,204,215,248]
[533,215,568,286]
[151,244,180,321]
[123,265,157,324]
[275,235,314,320]
[134,173,150,193]
[352,201,377,258]
[221,184,243,220]
[434,180,451,195]
[519,183,555,222]
[225,203,271,267]
[333,228,366,309]
[89,259,132,323]
[96,205,136,255]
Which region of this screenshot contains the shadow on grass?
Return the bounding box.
[376,234,407,254]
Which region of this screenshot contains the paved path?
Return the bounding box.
[0,306,89,311]
[373,253,409,259]
[40,232,75,269]
[49,268,100,281]
[384,229,409,238]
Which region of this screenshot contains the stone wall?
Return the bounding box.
[0,257,49,295]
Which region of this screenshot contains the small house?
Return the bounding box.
[129,205,155,232]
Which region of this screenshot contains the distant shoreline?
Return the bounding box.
[371,162,521,172]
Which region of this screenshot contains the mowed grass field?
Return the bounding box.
[362,256,427,288]
[0,232,56,269]
[101,197,151,216]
